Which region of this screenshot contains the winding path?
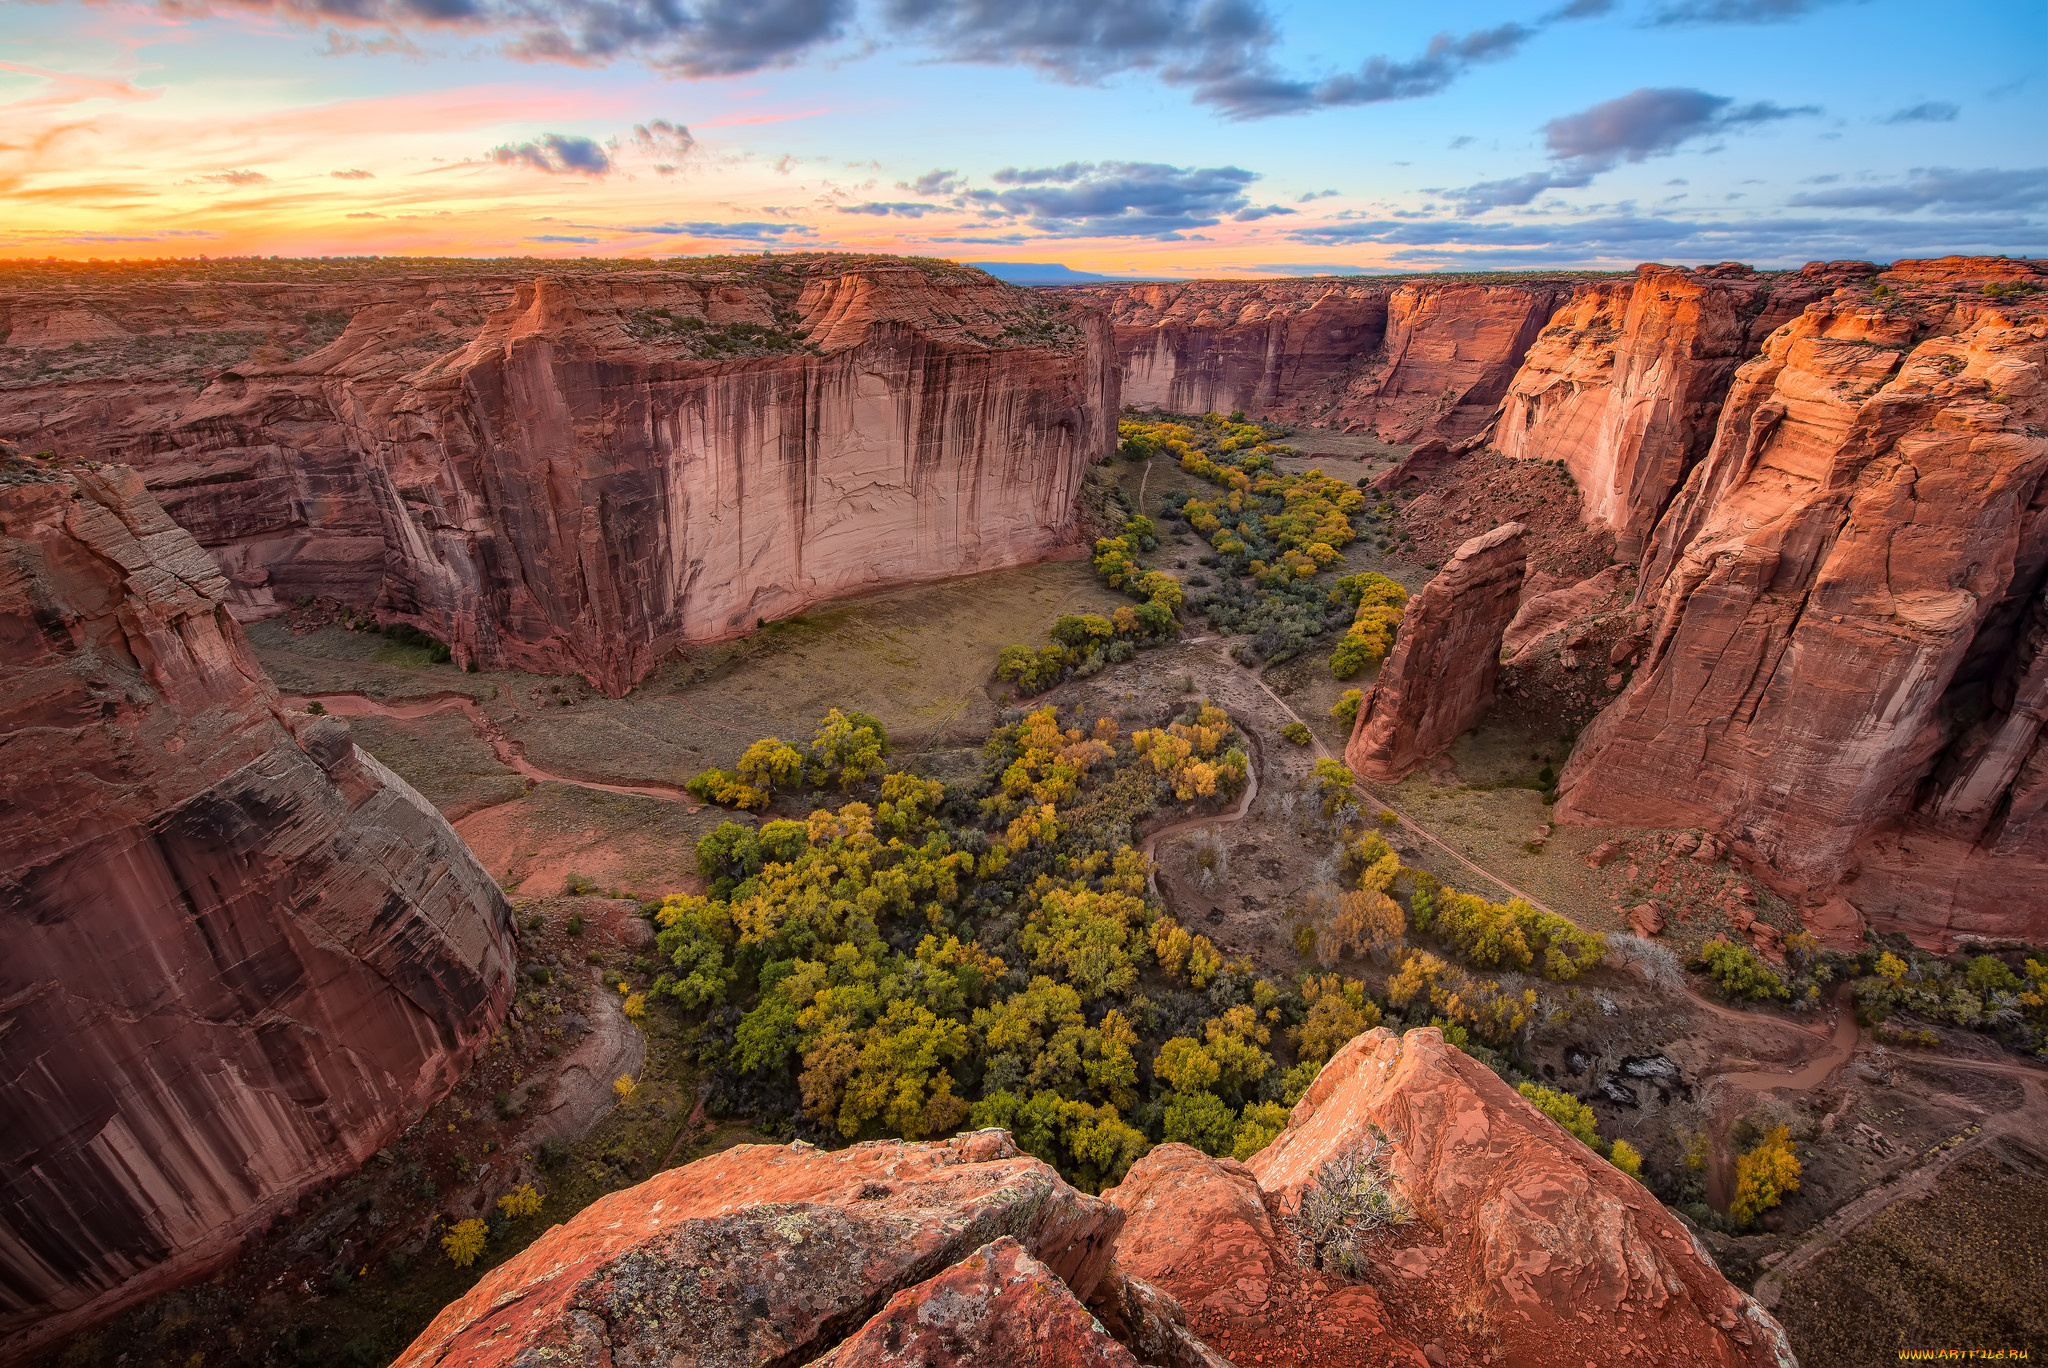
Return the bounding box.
[283,691,700,806]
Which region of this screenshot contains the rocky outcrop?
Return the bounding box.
[1105,1030,1792,1368]
[1492,264,1823,558]
[0,464,517,1358]
[394,1131,1123,1367]
[1243,1028,1792,1368]
[1557,258,2048,947]
[1347,522,1528,780]
[0,258,1117,695]
[1073,276,1577,441]
[397,1028,1790,1368]
[813,1238,1140,1368]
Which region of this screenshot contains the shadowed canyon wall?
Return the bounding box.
[0,465,518,1359]
[0,258,1117,695]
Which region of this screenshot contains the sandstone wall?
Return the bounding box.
[0,466,517,1357]
[1556,259,2048,947]
[1491,264,1822,559]
[1347,522,1528,780]
[0,260,1117,695]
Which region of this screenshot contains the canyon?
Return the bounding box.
[0,257,1116,695]
[5,253,2046,1367]
[0,465,517,1359]
[1081,258,2047,948]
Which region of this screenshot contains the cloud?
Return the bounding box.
[1231,204,1295,220]
[959,160,1259,237]
[1444,87,1818,213]
[202,169,270,184]
[345,211,385,218]
[903,168,966,195]
[840,201,945,216]
[1448,135,1475,150]
[488,133,613,175]
[1883,101,1959,124]
[591,219,818,241]
[1786,166,2048,213]
[528,233,601,242]
[1284,210,2048,268]
[629,119,696,160]
[1296,189,1339,202]
[1197,22,1540,119]
[331,168,376,179]
[175,0,1599,120]
[1648,0,1844,23]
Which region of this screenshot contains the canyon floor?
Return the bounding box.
[33,424,2045,1368]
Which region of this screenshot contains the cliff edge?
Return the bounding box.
[0,464,519,1359]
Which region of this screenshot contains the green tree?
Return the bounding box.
[1516,1082,1603,1152]
[1162,1090,1238,1155]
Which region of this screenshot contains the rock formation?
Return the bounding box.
[396,1027,1791,1368]
[1074,277,1571,442]
[1556,258,2048,948]
[393,1130,1123,1367]
[0,258,1117,695]
[1347,523,1528,781]
[1492,263,1822,558]
[0,464,517,1358]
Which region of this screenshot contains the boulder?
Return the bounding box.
[812,1237,1139,1368]
[1247,1028,1795,1368]
[393,1132,1124,1368]
[1346,523,1528,781]
[1629,904,1667,937]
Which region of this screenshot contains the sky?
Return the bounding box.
[2,0,2044,273]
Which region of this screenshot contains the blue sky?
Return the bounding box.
[2,0,2042,271]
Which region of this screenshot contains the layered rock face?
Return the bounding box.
[1492,264,1823,558]
[398,1027,1789,1368]
[1347,522,1528,780]
[0,466,517,1356]
[1556,258,2048,947]
[1074,277,1570,442]
[1084,265,1832,548]
[0,258,1116,695]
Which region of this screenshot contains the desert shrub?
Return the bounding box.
[1694,937,1790,1001]
[1291,974,1383,1061]
[1288,1126,1409,1275]
[1516,1082,1602,1151]
[1730,1126,1801,1225]
[1432,892,1607,980]
[440,1218,487,1268]
[1609,1139,1644,1180]
[563,871,597,896]
[1231,1101,1292,1160]
[1330,688,1363,729]
[1281,721,1312,745]
[496,1184,544,1220]
[1328,573,1408,678]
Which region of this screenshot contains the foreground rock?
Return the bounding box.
[0,257,1117,695]
[812,1237,1139,1368]
[398,1027,1790,1368]
[1347,523,1528,780]
[394,1132,1123,1367]
[0,464,516,1359]
[1557,257,2048,947]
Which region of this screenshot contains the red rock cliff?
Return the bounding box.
[1492,263,1823,558]
[395,1027,1790,1368]
[1556,258,2048,948]
[1346,522,1528,781]
[0,465,518,1358]
[0,258,1117,695]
